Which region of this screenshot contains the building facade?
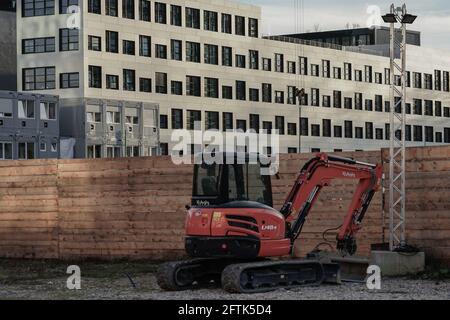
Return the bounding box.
[0,90,59,160]
[0,4,17,91]
[15,0,450,156]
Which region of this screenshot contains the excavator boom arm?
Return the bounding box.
[280,153,382,254]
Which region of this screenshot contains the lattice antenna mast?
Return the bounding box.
[383,4,417,251]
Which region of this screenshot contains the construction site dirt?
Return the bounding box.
[0,259,449,300]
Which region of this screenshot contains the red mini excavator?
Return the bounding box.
[157,153,382,293]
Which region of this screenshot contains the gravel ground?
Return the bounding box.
[0,259,449,300]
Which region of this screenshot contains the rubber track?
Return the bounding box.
[221,260,325,293]
[157,259,214,291]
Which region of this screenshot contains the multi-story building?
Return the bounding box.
[0,1,17,91]
[14,0,450,156]
[0,90,60,159]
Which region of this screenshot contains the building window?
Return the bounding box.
[275,116,285,135]
[160,115,168,129]
[323,95,331,108]
[172,109,183,129]
[248,18,258,38]
[375,95,383,112]
[311,64,319,77]
[139,0,151,21]
[375,72,382,84]
[413,72,422,88]
[365,99,373,111]
[355,69,363,82]
[287,61,296,74]
[123,69,135,91]
[23,0,55,17]
[344,121,353,138]
[223,112,233,131]
[222,47,232,66]
[413,125,423,142]
[106,111,120,124]
[204,44,219,65]
[311,124,320,137]
[344,97,352,110]
[249,50,259,70]
[205,78,219,98]
[322,60,330,78]
[300,118,308,136]
[444,107,450,118]
[22,37,55,54]
[262,83,272,103]
[333,67,342,79]
[171,81,182,95]
[425,100,433,116]
[333,91,342,108]
[445,128,450,143]
[205,112,219,130]
[171,39,182,61]
[424,73,433,90]
[263,58,272,71]
[435,101,442,117]
[443,71,449,92]
[60,72,79,89]
[106,31,119,53]
[311,88,319,107]
[375,128,383,140]
[23,67,56,91]
[414,99,423,115]
[170,5,182,26]
[18,100,35,119]
[139,35,151,57]
[222,13,232,34]
[435,70,442,90]
[355,127,363,139]
[204,10,218,32]
[155,2,167,24]
[59,28,79,51]
[155,44,167,59]
[436,132,443,143]
[249,88,259,102]
[287,123,297,136]
[334,125,342,138]
[425,126,434,143]
[249,114,260,133]
[275,91,284,104]
[235,16,245,36]
[139,78,152,92]
[87,0,101,14]
[87,145,102,158]
[365,122,374,139]
[59,0,78,14]
[155,72,167,94]
[344,62,352,80]
[322,119,331,137]
[88,35,101,51]
[122,0,135,19]
[222,86,232,100]
[287,86,296,105]
[364,65,373,83]
[187,110,201,130]
[160,143,168,155]
[106,75,119,90]
[300,57,308,75]
[236,54,246,68]
[18,142,35,160]
[236,81,246,100]
[385,68,391,85]
[186,42,200,63]
[262,121,271,134]
[186,7,200,29]
[186,76,201,96]
[106,0,118,17]
[355,93,363,110]
[123,40,135,55]
[236,120,247,131]
[0,142,13,160]
[275,54,284,72]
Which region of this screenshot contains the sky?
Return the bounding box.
[245,0,450,50]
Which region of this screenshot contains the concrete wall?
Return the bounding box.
[0,10,17,91]
[0,145,448,264]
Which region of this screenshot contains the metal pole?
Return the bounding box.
[388,7,395,250]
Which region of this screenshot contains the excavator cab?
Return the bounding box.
[191,153,273,208]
